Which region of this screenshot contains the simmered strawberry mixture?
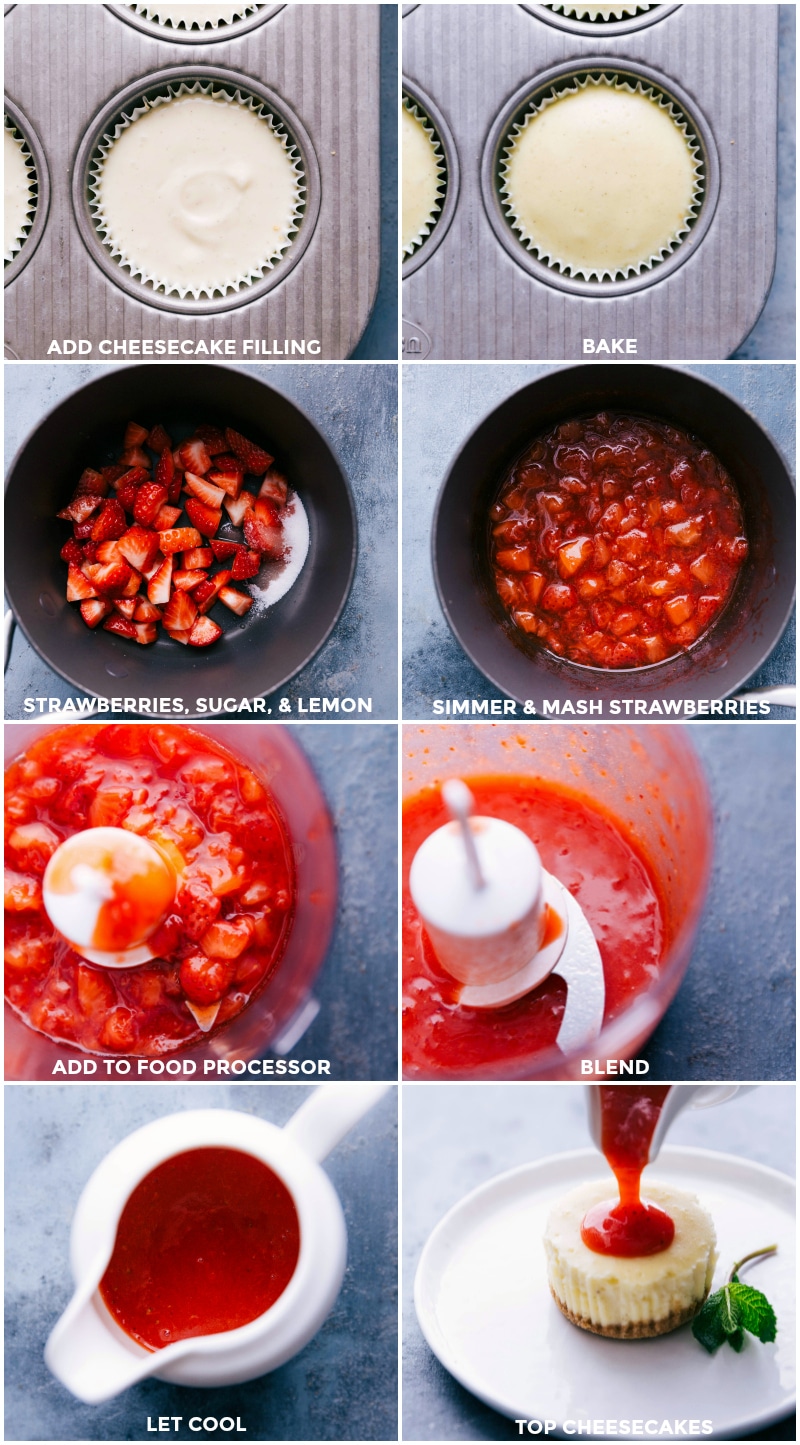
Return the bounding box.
[4,725,296,1054]
[59,419,291,647]
[489,412,748,669]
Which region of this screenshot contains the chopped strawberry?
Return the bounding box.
[84,560,134,597]
[103,614,137,640]
[133,482,168,526]
[177,879,221,940]
[200,915,254,960]
[182,547,213,569]
[117,526,160,573]
[155,445,181,504]
[179,952,233,1005]
[124,421,149,449]
[67,565,97,602]
[147,556,173,606]
[255,496,280,527]
[185,498,222,538]
[163,590,198,633]
[133,598,162,622]
[169,630,192,645]
[102,463,129,489]
[218,586,254,617]
[173,569,208,591]
[57,493,103,525]
[148,423,172,455]
[192,569,232,613]
[60,537,86,567]
[231,547,261,581]
[121,568,143,597]
[244,508,284,558]
[113,598,138,620]
[225,427,274,475]
[178,438,212,476]
[193,424,229,456]
[154,505,183,531]
[120,445,151,469]
[79,599,113,628]
[208,468,243,499]
[259,467,289,505]
[90,498,127,543]
[184,472,225,508]
[158,527,202,555]
[133,623,158,645]
[209,539,242,560]
[188,616,223,647]
[75,467,107,497]
[141,554,165,581]
[94,539,124,563]
[116,467,151,512]
[224,491,256,527]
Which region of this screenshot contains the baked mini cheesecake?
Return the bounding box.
[544,1179,717,1338]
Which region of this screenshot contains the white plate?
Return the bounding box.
[414,1147,795,1441]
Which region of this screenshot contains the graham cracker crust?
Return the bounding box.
[549,1286,706,1339]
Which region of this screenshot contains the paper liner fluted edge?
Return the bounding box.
[129,3,263,31]
[402,95,447,259]
[545,4,656,19]
[499,73,704,282]
[4,116,38,265]
[88,80,305,300]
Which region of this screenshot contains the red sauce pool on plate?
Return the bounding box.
[581,1084,674,1257]
[489,411,747,669]
[4,724,296,1055]
[100,1147,300,1349]
[402,777,664,1077]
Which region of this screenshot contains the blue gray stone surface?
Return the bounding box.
[4,363,398,720]
[352,4,399,359]
[402,1083,795,1442]
[402,363,795,718]
[4,1082,397,1442]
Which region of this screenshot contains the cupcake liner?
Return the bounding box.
[499,72,704,282]
[4,115,38,264]
[545,4,657,18]
[88,79,305,300]
[402,94,447,259]
[128,3,263,30]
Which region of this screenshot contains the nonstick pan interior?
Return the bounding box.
[433,364,795,706]
[5,364,357,714]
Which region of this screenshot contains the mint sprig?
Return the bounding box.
[692,1246,778,1354]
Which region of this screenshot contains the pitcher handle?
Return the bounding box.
[284,1082,391,1163]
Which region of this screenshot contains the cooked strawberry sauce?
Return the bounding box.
[100,1147,300,1349]
[402,777,664,1077]
[490,411,747,669]
[4,725,295,1054]
[581,1085,674,1257]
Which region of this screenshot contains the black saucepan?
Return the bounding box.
[433,364,795,706]
[5,364,356,715]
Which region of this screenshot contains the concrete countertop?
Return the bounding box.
[4,362,398,720]
[4,1082,398,1442]
[401,363,795,718]
[402,1082,795,1442]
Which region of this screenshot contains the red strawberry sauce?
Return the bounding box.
[4,724,295,1054]
[100,1147,300,1349]
[581,1085,675,1256]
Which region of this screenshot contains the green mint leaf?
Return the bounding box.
[691,1293,729,1353]
[727,1326,745,1352]
[729,1283,778,1344]
[719,1283,742,1335]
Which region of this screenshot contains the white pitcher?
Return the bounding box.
[586,1083,756,1163]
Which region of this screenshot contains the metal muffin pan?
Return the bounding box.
[402,3,780,360]
[5,3,379,359]
[108,3,285,45]
[526,4,682,38]
[402,79,460,281]
[3,96,50,286]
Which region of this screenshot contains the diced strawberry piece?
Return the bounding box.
[255,496,280,527]
[208,468,243,499]
[188,616,223,647]
[117,525,160,573]
[185,498,222,538]
[158,527,203,555]
[177,879,221,939]
[200,915,254,960]
[168,471,183,504]
[121,570,142,598]
[141,553,165,581]
[192,569,232,613]
[169,630,192,645]
[178,438,212,476]
[75,467,107,497]
[154,506,183,531]
[94,540,124,563]
[72,518,96,540]
[116,467,151,512]
[155,444,176,496]
[173,569,208,591]
[225,427,274,476]
[67,565,97,602]
[210,539,242,560]
[224,491,256,527]
[120,446,151,469]
[147,556,173,606]
[193,424,229,456]
[182,547,213,569]
[244,509,284,558]
[148,423,172,455]
[185,472,225,508]
[218,586,254,617]
[133,623,158,645]
[102,463,129,490]
[84,561,134,597]
[57,493,103,524]
[113,598,138,620]
[103,614,137,639]
[134,598,162,622]
[133,482,168,526]
[179,953,233,1005]
[79,599,112,628]
[81,542,98,564]
[163,590,198,633]
[259,467,289,505]
[90,498,127,543]
[231,548,261,581]
[124,421,149,449]
[60,537,86,567]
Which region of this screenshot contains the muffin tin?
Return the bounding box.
[402,3,780,359]
[4,3,379,358]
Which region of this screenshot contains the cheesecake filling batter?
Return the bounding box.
[4,122,36,262]
[402,100,445,257]
[91,89,303,298]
